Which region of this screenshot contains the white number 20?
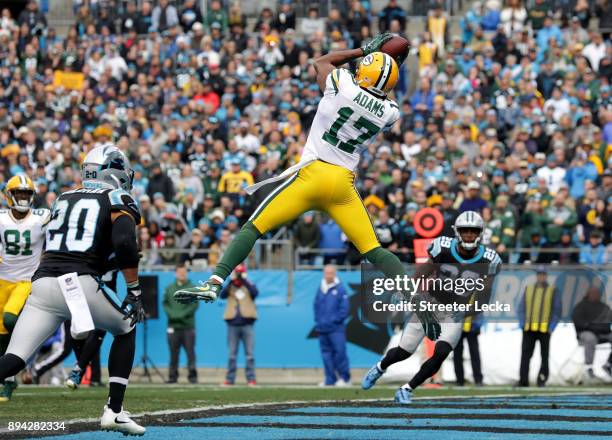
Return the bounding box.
[46,199,101,252]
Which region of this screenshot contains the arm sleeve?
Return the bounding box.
[111,213,140,270]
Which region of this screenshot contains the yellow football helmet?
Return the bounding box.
[5,174,35,212]
[355,52,399,94]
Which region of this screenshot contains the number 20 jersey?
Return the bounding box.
[301,68,400,172]
[33,187,142,281]
[0,209,50,282]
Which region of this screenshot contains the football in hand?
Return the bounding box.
[380,35,410,64]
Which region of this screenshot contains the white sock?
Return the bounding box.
[402,384,412,391]
[210,275,224,284]
[376,362,384,372]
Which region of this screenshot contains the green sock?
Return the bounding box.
[364,246,407,278]
[213,222,262,281]
[0,333,10,356]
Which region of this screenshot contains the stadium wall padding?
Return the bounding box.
[75,269,610,385]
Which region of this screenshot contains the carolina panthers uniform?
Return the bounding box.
[249,68,400,254]
[0,208,50,335]
[426,236,502,305]
[7,187,141,361]
[399,237,501,351]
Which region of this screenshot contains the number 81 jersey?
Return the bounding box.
[0,208,50,282]
[33,187,142,281]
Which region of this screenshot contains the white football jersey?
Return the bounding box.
[302,68,401,171]
[0,208,50,282]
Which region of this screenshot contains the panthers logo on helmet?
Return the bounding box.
[355,51,398,94]
[4,174,35,213]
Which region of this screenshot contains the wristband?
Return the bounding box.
[126,281,141,296]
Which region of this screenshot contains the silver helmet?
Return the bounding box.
[452,211,485,250]
[81,145,134,191]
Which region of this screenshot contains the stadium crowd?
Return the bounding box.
[0,0,610,267]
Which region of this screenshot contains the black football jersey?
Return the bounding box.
[33,187,141,280]
[426,236,502,305]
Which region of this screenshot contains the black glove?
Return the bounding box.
[411,294,442,341]
[122,282,145,326]
[361,33,393,56]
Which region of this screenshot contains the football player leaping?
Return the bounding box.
[0,146,146,435]
[0,175,49,402]
[362,211,502,404]
[172,35,441,340]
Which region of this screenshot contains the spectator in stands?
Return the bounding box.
[572,286,612,380]
[147,163,175,203]
[518,267,562,387]
[294,212,321,265]
[460,181,488,213]
[300,6,325,35]
[319,217,346,265]
[181,228,208,268]
[378,0,406,33]
[221,264,258,386]
[314,265,350,387]
[544,192,577,261]
[579,229,608,264]
[151,0,178,33]
[163,264,198,384]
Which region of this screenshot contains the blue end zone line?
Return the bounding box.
[185,414,612,432]
[280,406,612,418]
[10,392,612,438]
[42,427,612,440]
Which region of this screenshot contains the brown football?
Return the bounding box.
[380,35,410,63]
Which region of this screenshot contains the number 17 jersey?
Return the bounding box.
[301,68,400,172]
[33,187,142,281]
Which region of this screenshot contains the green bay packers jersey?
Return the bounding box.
[302,68,400,171]
[0,208,50,282]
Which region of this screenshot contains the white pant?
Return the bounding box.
[7,275,132,361]
[398,312,464,352]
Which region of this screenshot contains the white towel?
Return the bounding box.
[57,273,95,339]
[245,159,315,195]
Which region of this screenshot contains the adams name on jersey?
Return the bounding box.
[33,187,141,281]
[301,66,400,171]
[426,236,502,305]
[0,208,50,282]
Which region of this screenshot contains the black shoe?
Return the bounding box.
[475,381,483,387]
[456,381,465,387]
[188,377,198,384]
[602,363,612,377]
[537,374,547,387]
[166,379,177,384]
[515,381,529,387]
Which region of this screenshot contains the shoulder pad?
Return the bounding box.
[483,248,502,275]
[428,236,452,258]
[108,189,142,225]
[32,208,51,225]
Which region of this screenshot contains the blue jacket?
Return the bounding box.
[314,279,349,334]
[566,163,598,199]
[579,244,607,264]
[319,221,345,251]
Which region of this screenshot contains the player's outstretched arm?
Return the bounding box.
[110,211,145,325]
[313,48,364,91]
[313,32,393,90]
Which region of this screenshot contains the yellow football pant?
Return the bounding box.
[0,280,31,334]
[250,160,380,254]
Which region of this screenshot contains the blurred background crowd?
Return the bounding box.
[0,0,610,268]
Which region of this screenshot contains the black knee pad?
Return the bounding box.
[3,313,18,333]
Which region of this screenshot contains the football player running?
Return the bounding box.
[0,146,146,435]
[362,211,502,404]
[0,175,49,401]
[171,35,442,339]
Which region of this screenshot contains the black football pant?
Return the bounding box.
[453,331,483,385]
[519,331,550,386]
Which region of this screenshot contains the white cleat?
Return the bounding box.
[100,405,146,436]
